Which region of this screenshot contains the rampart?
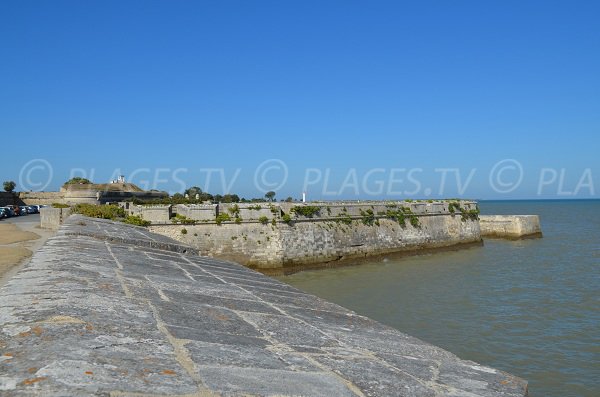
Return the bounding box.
[149,201,482,274]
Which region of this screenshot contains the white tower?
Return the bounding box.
[302,191,306,203]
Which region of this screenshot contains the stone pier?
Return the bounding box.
[479,215,542,239]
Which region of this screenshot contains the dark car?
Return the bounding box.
[26,206,38,214]
[0,208,6,218]
[1,206,15,217]
[18,206,29,216]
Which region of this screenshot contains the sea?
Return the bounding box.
[278,200,600,397]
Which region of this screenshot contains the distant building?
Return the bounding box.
[111,175,126,184]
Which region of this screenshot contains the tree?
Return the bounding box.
[64,177,91,185]
[222,194,240,203]
[3,181,16,192]
[285,196,293,202]
[265,191,276,202]
[184,186,202,198]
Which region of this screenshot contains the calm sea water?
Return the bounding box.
[278,200,600,397]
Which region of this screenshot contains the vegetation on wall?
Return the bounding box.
[291,205,321,218]
[448,201,480,221]
[215,213,231,225]
[71,203,125,220]
[385,206,420,228]
[172,213,197,225]
[282,213,292,224]
[123,215,151,227]
[359,208,376,226]
[227,204,240,216]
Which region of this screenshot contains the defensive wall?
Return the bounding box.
[148,201,483,274]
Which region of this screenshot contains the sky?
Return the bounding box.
[1,1,598,200]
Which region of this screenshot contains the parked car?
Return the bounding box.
[1,206,15,217]
[18,206,29,216]
[26,206,38,214]
[0,208,6,219]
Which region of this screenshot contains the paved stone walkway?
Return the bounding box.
[0,216,527,396]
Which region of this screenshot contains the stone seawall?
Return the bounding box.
[149,212,481,274]
[479,215,542,239]
[0,216,528,396]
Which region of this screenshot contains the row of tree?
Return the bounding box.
[182,186,294,203]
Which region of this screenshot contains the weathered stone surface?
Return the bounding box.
[0,216,528,396]
[479,215,542,239]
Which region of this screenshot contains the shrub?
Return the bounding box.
[215,213,231,225]
[448,201,461,214]
[258,216,269,225]
[461,208,480,222]
[291,205,321,218]
[172,213,196,225]
[235,216,242,224]
[181,228,187,234]
[71,203,125,220]
[228,204,240,216]
[282,213,292,224]
[336,214,353,225]
[123,215,150,227]
[52,202,70,208]
[410,215,420,228]
[359,208,376,226]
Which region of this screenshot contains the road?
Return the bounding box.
[1,213,40,225]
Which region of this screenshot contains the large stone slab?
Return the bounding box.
[0,216,528,396]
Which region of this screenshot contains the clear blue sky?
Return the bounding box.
[1,1,598,200]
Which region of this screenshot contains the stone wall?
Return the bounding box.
[18,191,65,205]
[123,204,172,223]
[149,202,481,274]
[479,215,542,239]
[40,207,72,230]
[175,204,217,221]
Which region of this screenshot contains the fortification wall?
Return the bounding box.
[175,204,217,220]
[149,202,481,274]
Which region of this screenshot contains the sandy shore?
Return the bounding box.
[0,217,56,286]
